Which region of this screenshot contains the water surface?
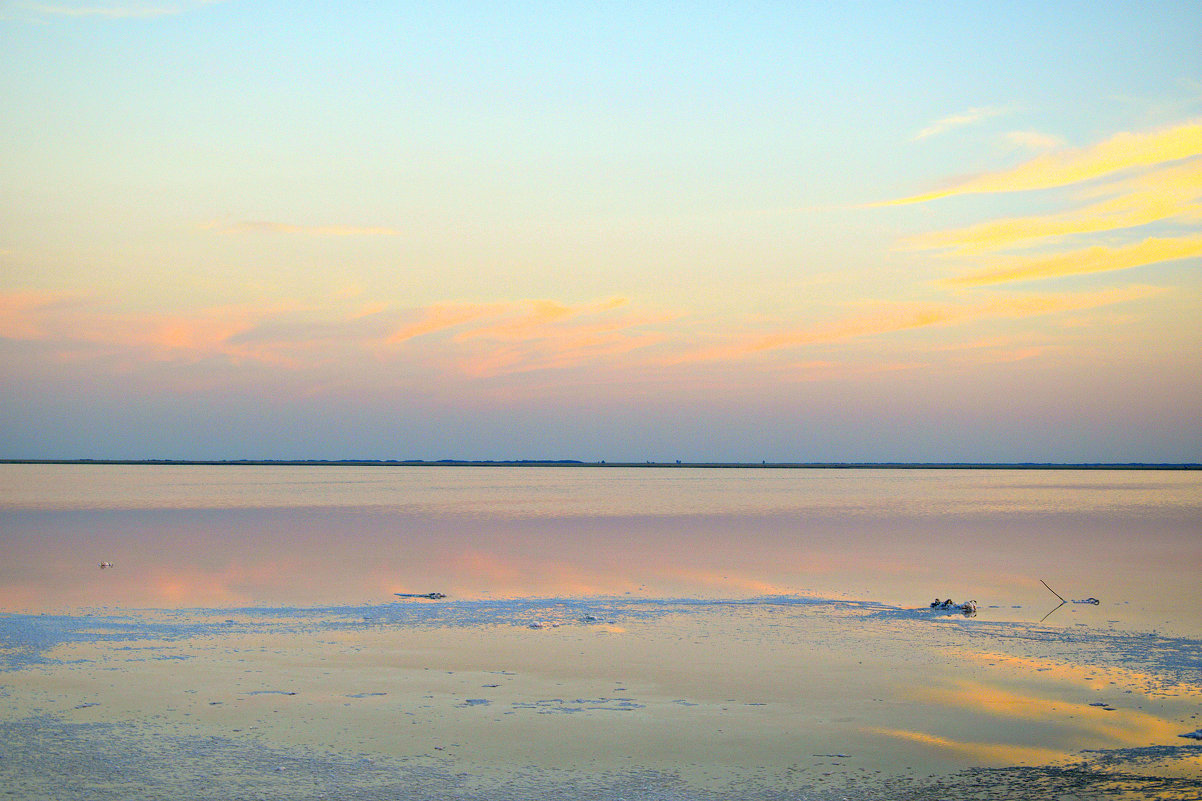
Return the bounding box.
[1,465,1199,799]
[1,465,1198,633]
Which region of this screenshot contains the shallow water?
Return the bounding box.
[1,465,1200,799]
[2,465,1199,630]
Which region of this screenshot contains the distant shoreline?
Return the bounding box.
[1,459,1198,470]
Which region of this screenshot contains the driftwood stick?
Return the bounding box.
[1040,579,1066,603]
[1039,600,1066,623]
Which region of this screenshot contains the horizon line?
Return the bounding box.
[1,458,1198,471]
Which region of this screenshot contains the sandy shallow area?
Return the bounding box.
[3,595,1201,800]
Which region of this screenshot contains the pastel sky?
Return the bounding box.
[2,1,1200,461]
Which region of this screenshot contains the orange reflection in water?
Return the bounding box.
[950,649,1202,696]
[424,549,799,599]
[866,726,1070,766]
[443,549,619,597]
[913,680,1185,748]
[146,561,286,607]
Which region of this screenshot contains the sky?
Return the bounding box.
[1,1,1200,462]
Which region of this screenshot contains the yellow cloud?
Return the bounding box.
[883,120,1202,205]
[907,160,1202,254]
[945,235,1202,287]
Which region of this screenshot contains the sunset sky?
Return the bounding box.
[2,2,1200,462]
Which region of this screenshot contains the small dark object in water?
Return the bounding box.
[98,562,114,569]
[930,598,940,608]
[1073,597,1101,605]
[940,598,954,609]
[394,592,447,600]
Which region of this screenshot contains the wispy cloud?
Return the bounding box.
[944,235,1202,287]
[24,1,191,18]
[885,119,1202,205]
[904,159,1202,254]
[0,290,671,381]
[203,220,403,237]
[387,302,505,344]
[453,297,628,342]
[394,296,669,378]
[665,286,1161,365]
[888,119,1202,292]
[912,106,1009,141]
[0,290,79,339]
[1,291,314,365]
[1003,130,1064,152]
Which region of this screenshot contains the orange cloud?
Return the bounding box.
[453,297,629,342]
[451,301,671,378]
[883,120,1202,205]
[205,219,402,237]
[666,285,1160,365]
[387,302,504,343]
[945,235,1202,287]
[458,328,665,378]
[2,289,673,385]
[385,297,666,378]
[668,306,955,365]
[0,290,308,365]
[0,290,76,339]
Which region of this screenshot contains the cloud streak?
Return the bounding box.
[666,285,1162,365]
[885,120,1202,205]
[387,302,506,344]
[1003,130,1065,152]
[0,290,671,382]
[945,235,1202,287]
[912,106,1009,141]
[888,119,1202,290]
[904,159,1202,254]
[204,220,403,237]
[24,1,212,18]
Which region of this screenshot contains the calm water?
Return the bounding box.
[3,464,1201,799]
[2,465,1199,633]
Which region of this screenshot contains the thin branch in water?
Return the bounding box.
[1040,600,1066,622]
[1040,579,1066,603]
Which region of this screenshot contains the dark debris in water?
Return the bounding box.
[880,751,1202,801]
